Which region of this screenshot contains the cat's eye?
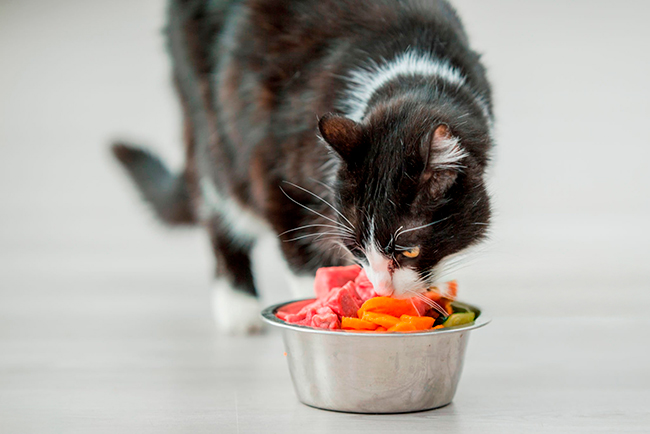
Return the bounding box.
[401,247,420,258]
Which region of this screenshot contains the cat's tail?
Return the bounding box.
[111,142,196,225]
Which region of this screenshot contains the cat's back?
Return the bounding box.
[168,0,477,116]
[221,0,469,67]
[213,0,481,128]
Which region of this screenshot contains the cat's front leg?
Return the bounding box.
[207,216,264,335]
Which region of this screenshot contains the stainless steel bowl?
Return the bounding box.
[261,300,489,414]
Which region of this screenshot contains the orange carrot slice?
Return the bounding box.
[375,326,387,332]
[357,296,419,318]
[341,317,379,330]
[399,315,435,330]
[432,325,445,330]
[387,322,417,332]
[361,311,401,328]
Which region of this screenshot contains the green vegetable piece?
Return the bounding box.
[443,312,476,328]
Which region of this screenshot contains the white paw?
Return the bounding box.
[211,279,264,335]
[285,272,315,299]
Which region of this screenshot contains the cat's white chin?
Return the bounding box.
[211,279,264,335]
[391,267,426,298]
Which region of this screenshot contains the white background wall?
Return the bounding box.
[1,0,649,317]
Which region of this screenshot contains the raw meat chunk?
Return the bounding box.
[314,265,362,299]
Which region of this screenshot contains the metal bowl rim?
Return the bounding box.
[261,298,490,337]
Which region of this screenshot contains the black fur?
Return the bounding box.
[112,143,195,224]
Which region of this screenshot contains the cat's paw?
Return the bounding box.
[211,280,264,335]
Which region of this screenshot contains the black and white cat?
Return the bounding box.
[113,0,493,334]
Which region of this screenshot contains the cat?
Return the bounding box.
[112,0,493,335]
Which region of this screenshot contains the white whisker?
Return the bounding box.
[279,186,350,231]
[394,225,404,240]
[282,181,355,231]
[408,298,420,317]
[406,290,448,317]
[395,245,417,251]
[395,215,453,240]
[282,232,355,243]
[309,178,336,194]
[278,223,353,237]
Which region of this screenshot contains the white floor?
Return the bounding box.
[1,0,649,432]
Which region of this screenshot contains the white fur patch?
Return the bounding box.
[340,49,492,127]
[391,267,423,298]
[364,243,393,296]
[211,279,264,335]
[363,219,392,295]
[431,135,468,169]
[342,50,466,122]
[200,177,272,243]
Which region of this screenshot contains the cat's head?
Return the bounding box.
[318,101,491,298]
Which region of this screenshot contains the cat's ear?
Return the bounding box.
[428,124,467,170]
[318,114,363,161]
[422,124,467,194]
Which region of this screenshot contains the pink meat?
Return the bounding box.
[310,306,340,330]
[275,299,315,321]
[313,265,362,299]
[323,281,362,318]
[281,265,382,330]
[281,298,324,325]
[354,268,378,302]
